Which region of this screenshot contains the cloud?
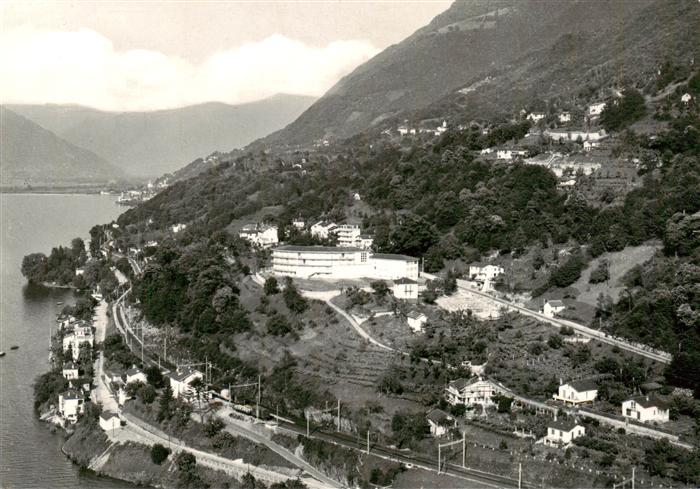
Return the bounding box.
[0,27,379,111]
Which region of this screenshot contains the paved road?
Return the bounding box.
[91,300,119,412]
[422,273,671,364]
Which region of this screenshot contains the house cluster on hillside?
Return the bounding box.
[239,223,279,247]
[468,263,504,291]
[310,221,374,249]
[61,321,94,361]
[395,120,448,138]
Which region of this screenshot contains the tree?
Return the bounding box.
[282,277,308,314]
[158,384,174,421]
[150,443,170,465]
[145,365,165,388]
[600,88,647,132]
[264,277,280,295]
[266,313,293,336]
[390,411,429,448]
[21,253,47,283]
[138,384,157,404]
[589,260,610,284]
[370,280,389,298]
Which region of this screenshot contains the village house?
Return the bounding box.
[271,246,419,280]
[461,360,487,376]
[105,369,123,385]
[58,390,85,424]
[99,412,121,432]
[171,223,187,234]
[62,324,94,361]
[62,362,79,380]
[310,220,337,240]
[496,147,528,161]
[526,112,546,123]
[622,396,670,423]
[166,367,204,400]
[292,218,305,230]
[583,140,600,151]
[407,310,428,333]
[125,366,147,385]
[239,223,279,248]
[681,93,692,104]
[543,300,566,318]
[544,419,586,448]
[554,379,598,405]
[426,409,456,437]
[445,377,501,407]
[588,101,607,116]
[359,234,374,250]
[469,264,504,282]
[480,147,494,155]
[392,277,419,301]
[558,112,572,123]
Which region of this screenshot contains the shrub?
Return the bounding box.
[151,443,170,465]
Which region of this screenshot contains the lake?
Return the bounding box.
[0,193,135,489]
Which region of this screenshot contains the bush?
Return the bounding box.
[548,335,563,349]
[151,443,170,465]
[264,277,280,295]
[589,261,610,284]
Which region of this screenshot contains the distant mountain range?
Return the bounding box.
[262,0,699,147]
[8,94,315,178]
[0,107,123,187]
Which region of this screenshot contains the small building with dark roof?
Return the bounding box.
[554,379,598,405]
[622,395,670,423]
[544,418,585,448]
[426,409,455,437]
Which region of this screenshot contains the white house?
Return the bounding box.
[622,396,670,423]
[553,379,598,405]
[480,147,494,155]
[63,325,94,361]
[310,220,338,240]
[426,409,455,437]
[681,93,692,104]
[239,224,279,248]
[58,390,85,424]
[445,377,501,407]
[469,264,504,282]
[99,412,121,432]
[125,366,147,385]
[407,310,428,333]
[334,224,362,247]
[369,253,420,281]
[544,419,585,448]
[62,362,80,380]
[392,278,419,300]
[558,112,572,123]
[526,112,545,123]
[359,234,374,250]
[172,223,187,234]
[496,148,528,160]
[167,367,204,399]
[588,102,607,116]
[292,218,306,230]
[583,140,600,151]
[543,300,566,318]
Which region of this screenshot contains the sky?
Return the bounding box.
[0,1,450,112]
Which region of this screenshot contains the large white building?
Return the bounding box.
[544,129,606,142]
[334,224,362,247]
[445,377,501,407]
[622,396,669,423]
[239,224,279,247]
[271,246,419,280]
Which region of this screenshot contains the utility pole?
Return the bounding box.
[631,467,635,489]
[462,432,466,468]
[256,374,261,419]
[438,443,441,474]
[518,462,522,489]
[337,399,341,431]
[306,416,310,437]
[366,430,370,455]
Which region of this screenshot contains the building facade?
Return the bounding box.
[622,396,670,423]
[554,380,598,405]
[445,377,500,407]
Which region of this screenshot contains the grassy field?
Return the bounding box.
[571,242,660,306]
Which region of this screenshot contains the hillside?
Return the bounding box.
[0,107,123,187]
[261,0,698,148]
[9,94,315,178]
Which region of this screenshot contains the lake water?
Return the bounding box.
[0,193,134,489]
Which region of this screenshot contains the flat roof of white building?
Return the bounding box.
[275,245,363,253]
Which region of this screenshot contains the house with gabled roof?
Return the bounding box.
[392,277,418,300]
[543,300,566,318]
[622,395,670,423]
[544,418,585,448]
[554,379,598,405]
[407,310,428,333]
[59,390,85,424]
[166,367,204,399]
[426,409,456,437]
[62,362,80,380]
[125,366,147,385]
[99,412,121,432]
[446,377,502,407]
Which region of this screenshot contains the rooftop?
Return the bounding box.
[166,367,202,383]
[407,310,427,320]
[549,418,582,432]
[627,395,670,410]
[426,408,452,424]
[275,245,362,253]
[372,253,418,262]
[394,277,417,285]
[448,377,480,391]
[567,379,598,392]
[100,412,119,421]
[547,300,565,307]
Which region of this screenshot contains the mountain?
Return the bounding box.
[8,94,316,178]
[262,0,699,147]
[0,107,123,187]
